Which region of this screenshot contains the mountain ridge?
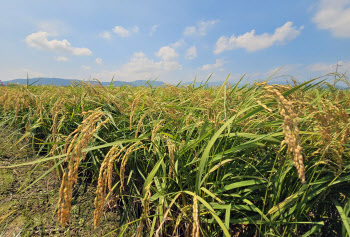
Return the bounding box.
[2,77,346,89]
[2,77,166,87]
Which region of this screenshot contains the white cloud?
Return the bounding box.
[130,51,181,71]
[113,26,130,37]
[171,39,185,48]
[91,47,182,82]
[149,25,159,36]
[214,22,303,54]
[155,46,179,61]
[198,59,226,71]
[184,20,219,36]
[54,56,69,62]
[25,31,92,56]
[82,65,91,70]
[95,58,103,65]
[112,25,139,37]
[99,31,112,40]
[184,26,196,36]
[307,61,350,73]
[313,0,350,37]
[186,46,197,60]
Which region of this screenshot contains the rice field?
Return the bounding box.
[1,76,350,236]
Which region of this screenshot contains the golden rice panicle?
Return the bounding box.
[167,138,176,179]
[107,146,127,191]
[34,96,44,122]
[135,110,151,138]
[256,99,273,113]
[264,85,305,184]
[192,195,200,237]
[151,119,164,154]
[94,162,108,227]
[178,139,186,153]
[0,89,8,103]
[80,93,85,113]
[49,99,65,155]
[58,109,109,227]
[93,145,118,228]
[143,184,151,215]
[312,99,350,173]
[120,142,143,192]
[129,92,143,130]
[14,96,21,117]
[185,113,193,126]
[94,144,127,228]
[119,151,130,193]
[151,120,164,142]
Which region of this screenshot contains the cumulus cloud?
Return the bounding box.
[198,59,226,71]
[186,46,197,60]
[129,51,181,71]
[214,22,303,54]
[171,39,185,48]
[313,0,350,37]
[91,47,182,82]
[307,61,350,73]
[155,46,179,61]
[112,25,139,37]
[54,56,69,62]
[184,20,219,36]
[25,31,92,56]
[95,58,103,65]
[82,65,91,70]
[112,26,130,37]
[99,31,112,40]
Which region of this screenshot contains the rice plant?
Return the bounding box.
[1,77,350,236]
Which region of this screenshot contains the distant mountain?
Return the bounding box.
[182,80,233,87]
[3,78,80,86]
[180,78,350,89]
[3,77,347,89]
[127,80,165,87]
[2,78,165,87]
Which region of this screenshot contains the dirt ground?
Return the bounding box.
[0,129,120,236]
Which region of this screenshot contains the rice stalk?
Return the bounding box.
[58,109,109,227]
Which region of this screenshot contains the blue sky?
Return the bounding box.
[1,0,350,83]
